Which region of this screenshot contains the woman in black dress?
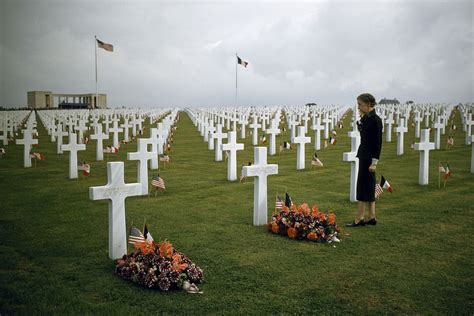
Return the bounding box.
[347,93,383,227]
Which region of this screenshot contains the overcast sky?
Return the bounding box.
[1,0,472,107]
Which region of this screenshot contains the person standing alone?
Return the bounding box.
[347,93,383,227]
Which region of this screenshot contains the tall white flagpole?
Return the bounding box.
[95,35,98,109]
[235,52,238,108]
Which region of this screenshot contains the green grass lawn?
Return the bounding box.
[1,109,473,314]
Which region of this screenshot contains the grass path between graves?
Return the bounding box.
[1,109,473,314]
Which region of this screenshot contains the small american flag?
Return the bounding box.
[30,152,45,160]
[78,162,91,176]
[128,226,145,245]
[375,183,383,199]
[275,196,284,210]
[0,148,5,156]
[151,174,166,190]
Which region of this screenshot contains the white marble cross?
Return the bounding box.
[242,147,278,226]
[311,116,324,151]
[89,162,142,260]
[90,124,109,161]
[207,122,216,150]
[249,117,261,146]
[395,117,408,156]
[414,129,435,185]
[385,113,394,143]
[266,119,281,156]
[213,124,227,161]
[16,129,38,168]
[414,111,422,138]
[61,132,86,179]
[109,121,123,149]
[127,138,156,195]
[342,127,361,202]
[147,128,165,169]
[52,123,68,154]
[121,119,131,142]
[433,116,443,150]
[322,115,332,140]
[221,131,244,181]
[465,114,473,145]
[288,115,298,139]
[239,116,247,139]
[76,120,88,144]
[471,135,474,173]
[291,126,311,170]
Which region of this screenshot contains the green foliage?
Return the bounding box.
[0,110,473,314]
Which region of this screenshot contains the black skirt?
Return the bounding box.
[357,158,376,202]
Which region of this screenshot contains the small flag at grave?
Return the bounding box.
[311,152,323,167]
[438,164,446,173]
[151,174,166,190]
[143,224,154,242]
[285,192,293,207]
[159,154,170,163]
[30,152,45,160]
[260,135,267,145]
[104,146,119,153]
[0,148,5,157]
[331,130,337,137]
[275,195,284,210]
[84,137,90,144]
[375,183,383,198]
[237,56,249,68]
[78,162,91,176]
[444,164,452,181]
[447,137,454,147]
[380,176,393,193]
[97,38,114,52]
[329,137,337,145]
[128,226,145,245]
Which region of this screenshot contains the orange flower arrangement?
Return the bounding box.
[270,194,340,243]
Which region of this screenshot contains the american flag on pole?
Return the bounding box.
[128,226,145,245]
[97,38,114,52]
[151,174,166,190]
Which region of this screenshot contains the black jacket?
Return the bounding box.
[356,110,383,160]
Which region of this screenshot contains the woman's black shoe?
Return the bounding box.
[366,218,377,225]
[346,219,365,227]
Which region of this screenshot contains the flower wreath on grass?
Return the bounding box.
[269,203,341,243]
[115,240,204,293]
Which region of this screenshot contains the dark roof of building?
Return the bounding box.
[379,98,400,104]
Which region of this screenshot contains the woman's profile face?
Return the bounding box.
[357,99,371,115]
